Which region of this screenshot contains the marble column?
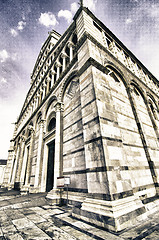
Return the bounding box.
[68,41,74,62]
[53,102,63,190]
[15,136,26,187]
[24,127,35,186]
[11,142,20,185]
[34,119,45,187]
[55,62,61,80]
[8,149,16,185]
[61,53,67,72]
[43,82,47,97]
[46,77,50,94]
[50,70,56,87]
[20,145,28,186]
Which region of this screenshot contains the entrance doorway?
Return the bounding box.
[46,140,55,192]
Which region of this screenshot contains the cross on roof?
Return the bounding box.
[80,0,83,7]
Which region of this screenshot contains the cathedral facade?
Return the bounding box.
[3,6,159,231]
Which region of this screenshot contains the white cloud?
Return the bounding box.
[147,3,159,19]
[58,10,73,23]
[0,77,7,84]
[17,21,26,31]
[39,12,58,27]
[11,52,19,61]
[0,50,9,63]
[10,28,18,37]
[71,2,78,13]
[126,18,132,24]
[0,49,18,63]
[10,20,26,37]
[83,0,97,12]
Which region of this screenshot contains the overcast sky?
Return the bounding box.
[0,0,159,159]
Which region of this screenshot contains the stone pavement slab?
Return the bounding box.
[0,189,159,239]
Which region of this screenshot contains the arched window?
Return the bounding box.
[48,118,56,131]
[149,102,158,121]
[72,33,77,45]
[28,130,31,137]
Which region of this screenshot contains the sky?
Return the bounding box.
[0,0,159,159]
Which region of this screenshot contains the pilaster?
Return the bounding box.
[47,102,63,202]
[22,127,35,188]
[14,135,26,189]
[11,142,20,185]
[34,120,45,189]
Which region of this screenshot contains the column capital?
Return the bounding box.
[21,135,26,142]
[129,85,135,93]
[28,125,35,133]
[67,41,74,48]
[55,102,64,112]
[46,76,50,82]
[43,82,47,87]
[50,69,56,75]
[61,52,67,59]
[38,119,46,128]
[55,61,61,68]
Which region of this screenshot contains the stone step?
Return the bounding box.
[0,192,48,210]
[50,208,123,240]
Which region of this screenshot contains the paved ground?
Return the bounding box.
[0,189,159,239]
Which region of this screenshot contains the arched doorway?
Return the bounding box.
[46,140,55,192]
[46,117,56,192]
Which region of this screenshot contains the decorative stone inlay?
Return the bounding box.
[107,39,159,95]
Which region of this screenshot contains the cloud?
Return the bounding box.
[0,50,9,63]
[10,20,26,37]
[11,53,19,61]
[10,28,18,37]
[58,10,73,23]
[57,2,79,24]
[39,12,58,27]
[0,49,19,63]
[147,3,159,19]
[83,0,97,12]
[17,21,26,31]
[71,2,78,13]
[0,77,7,84]
[126,18,132,24]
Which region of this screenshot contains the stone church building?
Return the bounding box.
[2,5,159,231]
